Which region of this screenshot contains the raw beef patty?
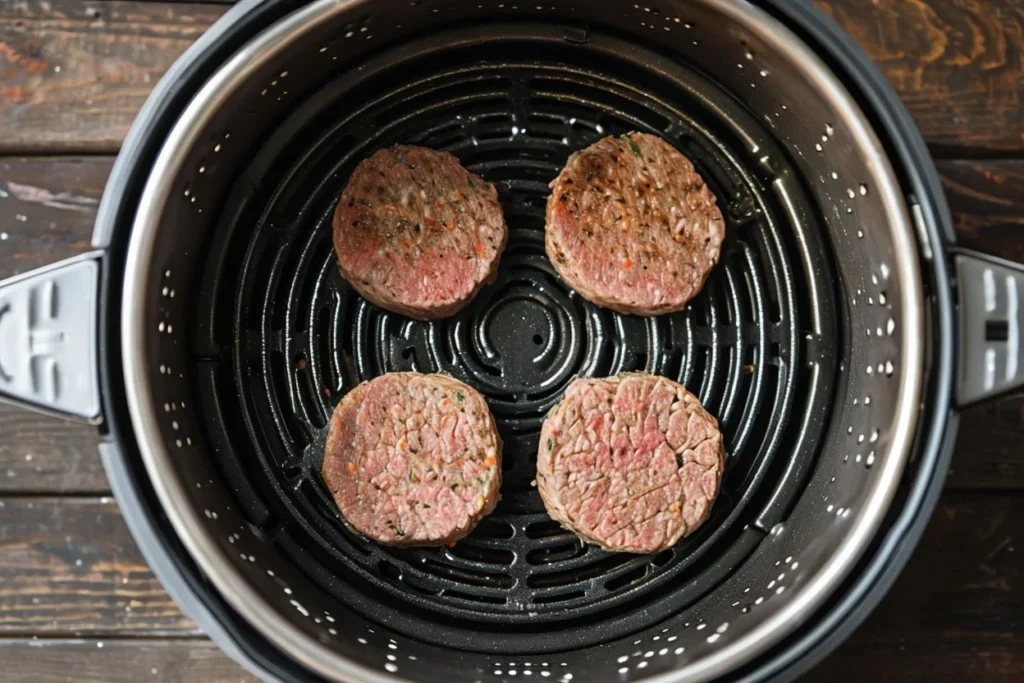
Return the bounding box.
[537,373,725,554]
[546,132,725,315]
[322,373,502,546]
[334,145,508,320]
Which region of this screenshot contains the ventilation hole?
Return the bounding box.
[473,518,515,539]
[526,542,586,565]
[525,520,568,539]
[533,334,544,345]
[530,79,671,131]
[373,80,511,130]
[419,558,515,588]
[685,347,708,393]
[295,355,326,430]
[731,362,780,464]
[445,590,506,605]
[651,549,674,567]
[390,572,443,597]
[447,543,515,566]
[663,347,684,382]
[594,113,627,137]
[502,451,517,472]
[533,590,586,605]
[481,362,503,377]
[247,238,281,331]
[632,352,649,372]
[271,351,310,449]
[605,565,649,592]
[317,308,337,398]
[527,554,634,588]
[379,559,403,581]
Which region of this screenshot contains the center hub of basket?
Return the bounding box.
[479,289,561,384]
[463,253,585,393]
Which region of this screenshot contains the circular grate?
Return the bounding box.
[198,32,838,653]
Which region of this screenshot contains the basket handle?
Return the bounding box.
[954,250,1024,406]
[0,252,103,423]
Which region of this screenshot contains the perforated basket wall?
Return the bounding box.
[121,0,923,681]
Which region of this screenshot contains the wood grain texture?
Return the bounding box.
[0,403,105,494]
[814,0,1024,156]
[0,157,108,279]
[0,639,254,683]
[809,494,1023,682]
[942,160,1024,262]
[809,633,1024,683]
[0,1,1021,153]
[0,498,197,635]
[0,1,226,153]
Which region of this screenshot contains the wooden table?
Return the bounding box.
[0,1,1021,681]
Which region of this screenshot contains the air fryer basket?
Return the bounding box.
[111,0,929,680]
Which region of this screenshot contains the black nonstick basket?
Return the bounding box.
[2,0,1021,681]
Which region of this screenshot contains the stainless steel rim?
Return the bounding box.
[120,0,925,680]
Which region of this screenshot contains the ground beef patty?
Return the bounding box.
[321,373,502,546]
[334,145,508,320]
[537,373,725,554]
[546,132,725,316]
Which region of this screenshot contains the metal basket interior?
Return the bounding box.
[120,0,924,681]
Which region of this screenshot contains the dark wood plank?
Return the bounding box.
[0,157,108,279]
[0,639,254,683]
[943,160,1024,263]
[0,404,106,494]
[949,394,1024,491]
[0,1,1021,153]
[0,1,226,153]
[814,0,1024,156]
[808,494,1023,682]
[807,633,1024,683]
[0,498,198,635]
